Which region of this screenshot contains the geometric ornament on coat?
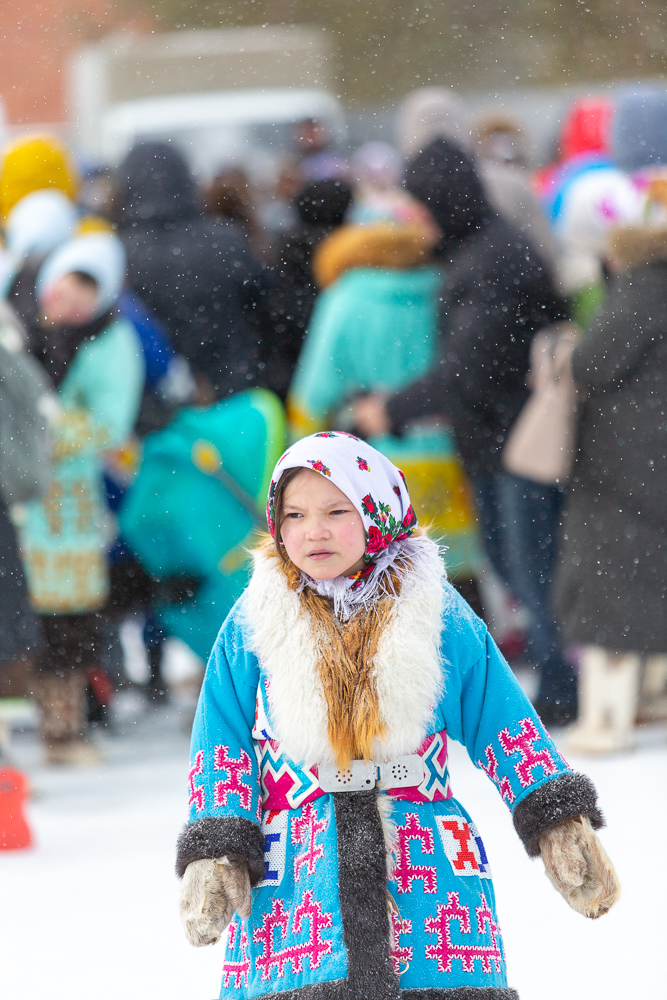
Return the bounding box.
[222,919,251,989]
[257,809,289,888]
[497,718,559,788]
[292,802,327,881]
[435,815,492,878]
[424,891,504,975]
[187,750,205,812]
[389,904,413,975]
[253,891,334,981]
[214,745,253,810]
[393,812,438,894]
[258,739,321,810]
[477,716,561,807]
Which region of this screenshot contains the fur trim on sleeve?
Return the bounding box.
[512,772,605,858]
[175,816,265,881]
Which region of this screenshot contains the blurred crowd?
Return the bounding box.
[0,84,666,765]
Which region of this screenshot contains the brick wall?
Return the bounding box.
[0,1,150,125]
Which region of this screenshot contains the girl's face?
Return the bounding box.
[280,468,367,580]
[40,273,98,327]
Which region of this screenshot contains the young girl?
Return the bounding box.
[177,432,619,999]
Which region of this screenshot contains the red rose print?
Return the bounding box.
[356,457,370,471]
[393,485,401,497]
[361,494,376,516]
[366,526,387,554]
[402,505,417,529]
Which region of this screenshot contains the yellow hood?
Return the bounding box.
[0,134,79,220]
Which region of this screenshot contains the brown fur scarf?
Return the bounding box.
[278,554,402,768]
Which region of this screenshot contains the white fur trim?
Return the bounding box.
[371,537,446,760]
[243,538,446,767]
[244,551,331,765]
[376,791,397,877]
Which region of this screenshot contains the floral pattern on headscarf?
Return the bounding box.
[266,431,417,578]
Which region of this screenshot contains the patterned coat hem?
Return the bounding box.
[175,816,265,882]
[512,772,604,858]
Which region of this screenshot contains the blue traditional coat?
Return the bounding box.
[21,319,144,613]
[179,542,600,1000]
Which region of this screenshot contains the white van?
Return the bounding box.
[69,26,346,180]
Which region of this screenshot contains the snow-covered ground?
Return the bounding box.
[1,696,665,1000]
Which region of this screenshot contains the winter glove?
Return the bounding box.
[179,856,252,947]
[539,815,620,919]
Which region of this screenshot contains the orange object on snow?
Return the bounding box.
[0,766,33,850]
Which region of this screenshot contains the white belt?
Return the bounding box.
[317,755,425,793]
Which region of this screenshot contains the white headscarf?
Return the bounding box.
[267,431,428,618]
[36,232,126,319]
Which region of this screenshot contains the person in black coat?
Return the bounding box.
[114,142,271,402]
[354,138,572,722]
[267,179,353,399]
[554,219,667,752]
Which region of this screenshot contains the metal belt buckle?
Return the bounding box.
[317,760,377,793]
[377,755,425,789]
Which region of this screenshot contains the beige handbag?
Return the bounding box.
[502,321,581,486]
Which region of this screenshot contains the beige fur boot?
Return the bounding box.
[33,670,101,766]
[179,856,252,947]
[539,816,620,918]
[564,645,640,754]
[637,654,667,723]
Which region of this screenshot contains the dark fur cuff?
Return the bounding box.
[175,815,265,882]
[513,772,604,857]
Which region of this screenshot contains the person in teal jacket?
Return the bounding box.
[176,433,619,1000]
[13,233,145,764]
[287,213,483,605]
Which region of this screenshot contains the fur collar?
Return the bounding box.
[313,223,434,288]
[243,538,446,766]
[610,223,667,272]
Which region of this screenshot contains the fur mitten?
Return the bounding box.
[179,856,252,946]
[539,815,620,919]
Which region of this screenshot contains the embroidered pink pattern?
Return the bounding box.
[253,891,333,980]
[188,750,205,812]
[498,718,558,789]
[292,803,327,881]
[214,745,253,811]
[425,892,503,975]
[394,812,438,894]
[477,744,516,806]
[222,920,251,988]
[389,907,413,974]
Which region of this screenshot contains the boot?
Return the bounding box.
[34,670,101,766]
[637,654,667,723]
[564,645,640,754]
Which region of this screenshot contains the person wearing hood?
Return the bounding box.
[396,88,561,283]
[552,95,667,753]
[354,139,572,724]
[287,195,484,613]
[10,233,145,765]
[0,133,79,223]
[534,96,615,224]
[266,178,353,399]
[114,142,270,403]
